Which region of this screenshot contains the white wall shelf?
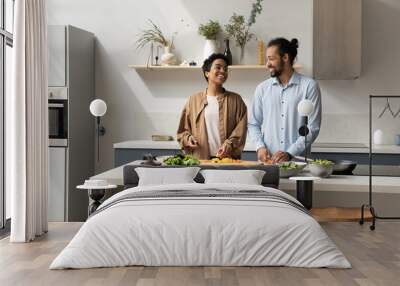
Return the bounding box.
[129,64,268,71]
[129,64,301,71]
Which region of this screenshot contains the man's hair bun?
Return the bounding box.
[290,38,299,49]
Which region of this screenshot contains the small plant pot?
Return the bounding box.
[203,39,218,60]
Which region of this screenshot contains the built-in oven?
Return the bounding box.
[48,87,68,147]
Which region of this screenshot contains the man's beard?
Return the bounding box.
[270,69,282,77]
[269,60,284,77]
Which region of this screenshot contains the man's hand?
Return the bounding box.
[257,147,271,163]
[216,142,232,158]
[271,151,291,163]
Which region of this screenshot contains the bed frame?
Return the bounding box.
[123,164,280,189]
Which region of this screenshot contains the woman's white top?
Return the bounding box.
[204,95,221,156]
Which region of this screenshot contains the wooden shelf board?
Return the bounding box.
[128,64,268,70]
[129,64,301,71]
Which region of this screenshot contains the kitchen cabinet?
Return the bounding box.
[313,0,362,79]
[48,26,67,86]
[48,25,95,222]
[48,147,66,221]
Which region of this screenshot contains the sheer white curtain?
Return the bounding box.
[7,0,48,242]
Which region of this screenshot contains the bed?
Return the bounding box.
[50,165,350,269]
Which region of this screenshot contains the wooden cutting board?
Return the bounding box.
[199,160,261,166]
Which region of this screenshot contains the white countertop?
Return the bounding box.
[279,176,400,194]
[113,140,400,154]
[91,161,400,194]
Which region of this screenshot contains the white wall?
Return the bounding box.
[318,0,400,146]
[48,0,400,173]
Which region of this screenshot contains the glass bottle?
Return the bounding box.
[223,39,233,65]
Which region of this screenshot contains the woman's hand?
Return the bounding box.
[216,142,232,158]
[186,136,199,150]
[183,136,199,154]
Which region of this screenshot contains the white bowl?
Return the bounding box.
[278,162,307,178]
[309,163,333,178]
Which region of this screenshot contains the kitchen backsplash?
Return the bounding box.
[105,111,399,145]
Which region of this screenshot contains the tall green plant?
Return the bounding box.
[225,0,264,60]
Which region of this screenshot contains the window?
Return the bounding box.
[0,0,14,232]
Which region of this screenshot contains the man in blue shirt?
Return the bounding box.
[248,37,322,163]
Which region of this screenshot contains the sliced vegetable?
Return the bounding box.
[279,162,302,170]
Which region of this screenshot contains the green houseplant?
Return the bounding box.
[198,20,222,60]
[198,20,221,40]
[225,0,264,64]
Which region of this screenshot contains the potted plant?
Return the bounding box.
[136,20,177,65]
[198,20,222,60]
[225,0,264,64]
[309,159,334,178]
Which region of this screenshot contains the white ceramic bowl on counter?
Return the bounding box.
[278,162,307,178]
[309,163,334,178]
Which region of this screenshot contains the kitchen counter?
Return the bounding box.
[114,140,400,154]
[91,161,400,194]
[279,175,400,194]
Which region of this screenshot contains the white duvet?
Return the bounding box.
[50,183,351,269]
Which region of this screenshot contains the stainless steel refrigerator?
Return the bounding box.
[48,25,95,222]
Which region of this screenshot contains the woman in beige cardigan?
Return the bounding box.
[177,53,247,160]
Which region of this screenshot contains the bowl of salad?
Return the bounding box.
[309,159,334,178]
[278,162,307,178]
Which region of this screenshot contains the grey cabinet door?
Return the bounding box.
[48,25,66,86]
[313,0,362,79]
[48,147,66,221]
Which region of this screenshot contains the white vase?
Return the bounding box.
[161,46,177,66]
[203,39,218,61]
[373,129,384,145]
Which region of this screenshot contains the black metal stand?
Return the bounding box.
[298,116,310,162]
[296,181,313,210]
[88,189,106,216]
[360,95,400,230]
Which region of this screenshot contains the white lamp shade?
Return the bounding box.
[90,99,107,117]
[297,99,314,116]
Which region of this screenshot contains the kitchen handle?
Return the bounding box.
[49,103,64,108]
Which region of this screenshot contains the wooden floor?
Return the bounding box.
[0,221,399,286]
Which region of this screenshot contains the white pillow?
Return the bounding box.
[135,167,200,186]
[200,169,266,185]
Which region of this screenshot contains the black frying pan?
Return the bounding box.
[331,160,357,175]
